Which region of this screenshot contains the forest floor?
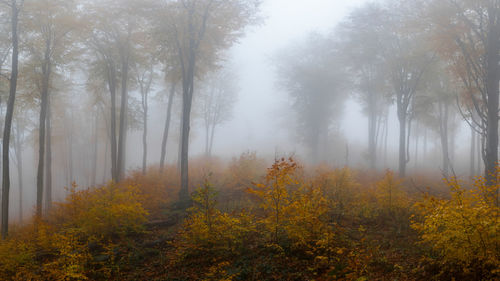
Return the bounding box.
[0,156,498,280]
[113,218,425,281]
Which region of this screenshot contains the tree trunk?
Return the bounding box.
[177,110,182,171]
[141,90,148,175]
[470,125,476,177]
[398,112,407,178]
[477,130,482,175]
[1,0,19,239]
[204,121,210,157]
[484,12,499,184]
[68,111,74,186]
[439,100,450,178]
[414,122,419,170]
[107,62,118,182]
[423,127,428,164]
[179,52,196,205]
[160,84,176,171]
[117,58,129,182]
[15,130,22,224]
[383,114,388,168]
[44,94,52,212]
[91,112,98,186]
[208,122,216,157]
[367,94,377,170]
[36,38,52,219]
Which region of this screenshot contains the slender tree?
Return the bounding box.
[382,1,433,177]
[136,54,156,175]
[157,0,260,204]
[23,0,78,216]
[275,33,347,164]
[339,3,389,170]
[198,68,237,157]
[422,0,500,183]
[159,81,176,172]
[1,0,21,238]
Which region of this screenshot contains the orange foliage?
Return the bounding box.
[412,175,500,278]
[0,181,149,280]
[2,155,498,280]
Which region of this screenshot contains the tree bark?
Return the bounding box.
[68,110,74,186]
[91,112,98,186]
[414,122,419,170]
[423,127,427,164]
[117,57,129,182]
[208,121,216,157]
[470,125,476,177]
[36,35,52,219]
[176,1,212,206]
[439,100,450,178]
[44,93,52,212]
[204,120,210,157]
[14,126,22,224]
[106,62,118,182]
[484,10,499,184]
[141,88,148,175]
[2,0,19,239]
[383,114,388,168]
[160,83,176,171]
[398,111,407,178]
[179,54,195,205]
[367,93,377,170]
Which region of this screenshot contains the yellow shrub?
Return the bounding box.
[354,170,410,227]
[247,157,299,243]
[0,181,149,280]
[40,230,90,281]
[286,185,330,250]
[50,183,148,238]
[412,176,500,276]
[374,170,409,216]
[124,167,177,219]
[0,235,36,280]
[248,158,337,258]
[175,181,258,260]
[312,167,359,218]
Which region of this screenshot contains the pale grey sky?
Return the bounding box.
[201,0,370,158]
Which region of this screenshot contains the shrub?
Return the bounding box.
[174,181,258,261]
[412,176,500,278]
[312,166,359,219]
[0,181,149,280]
[50,183,148,238]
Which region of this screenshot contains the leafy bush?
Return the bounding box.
[123,167,178,220]
[312,166,359,219]
[0,181,148,280]
[412,176,500,278]
[50,183,148,238]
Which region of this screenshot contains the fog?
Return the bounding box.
[0,0,491,224]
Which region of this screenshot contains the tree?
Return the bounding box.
[22,0,78,216]
[339,3,390,170]
[276,33,347,163]
[159,81,177,172]
[154,22,182,172]
[85,0,147,182]
[156,0,260,204]
[416,64,459,177]
[12,111,27,223]
[198,67,237,157]
[1,0,22,239]
[380,1,433,177]
[422,0,500,183]
[135,50,157,175]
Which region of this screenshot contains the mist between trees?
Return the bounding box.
[0,0,498,240]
